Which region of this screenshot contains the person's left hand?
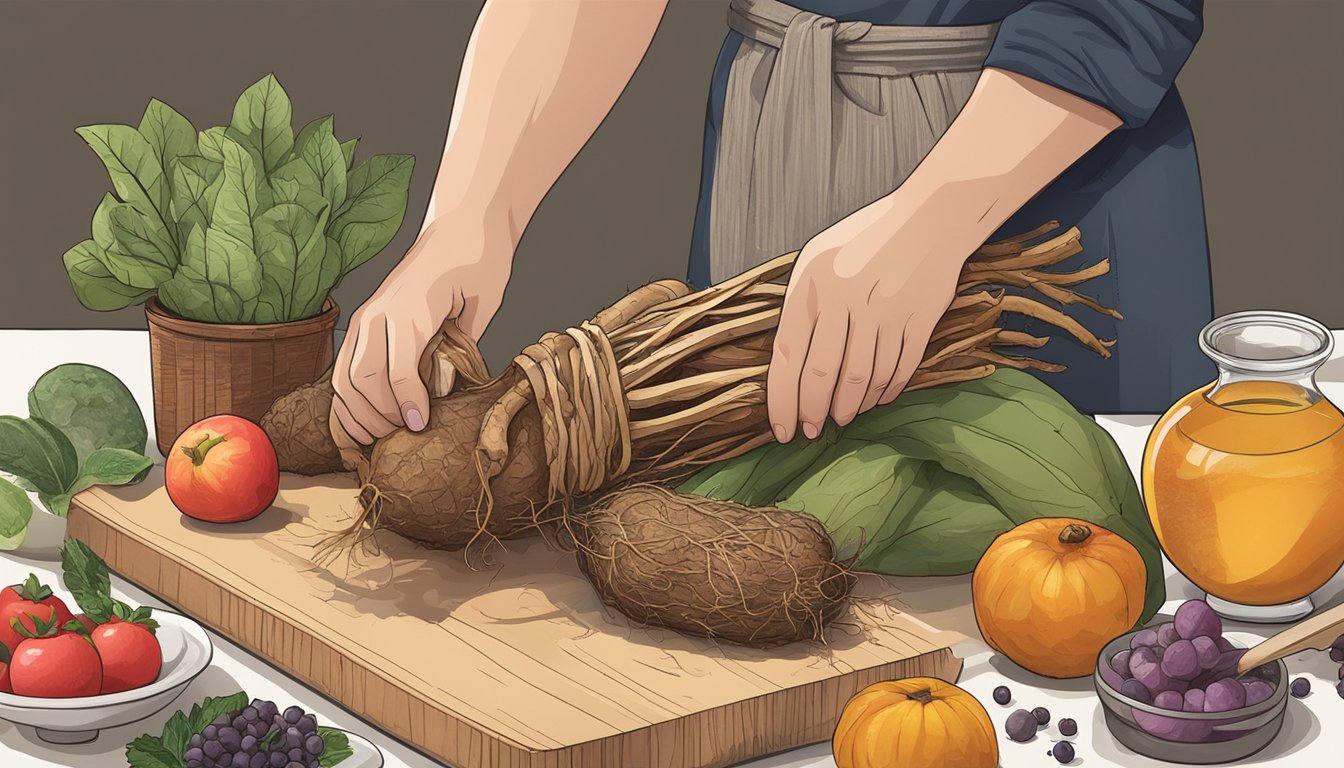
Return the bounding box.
[767,196,971,442]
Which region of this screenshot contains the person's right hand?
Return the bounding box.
[331,212,513,444]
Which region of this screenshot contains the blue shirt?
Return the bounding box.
[687,0,1215,414]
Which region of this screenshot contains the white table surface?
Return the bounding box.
[4,328,1344,768]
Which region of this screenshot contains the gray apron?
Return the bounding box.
[707,0,997,282]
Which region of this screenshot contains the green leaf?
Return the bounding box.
[681,369,1166,625]
[28,364,150,464]
[73,448,154,491]
[297,119,346,213]
[317,727,353,767]
[61,538,114,624]
[158,222,263,323]
[125,733,181,768]
[339,138,358,170]
[104,203,177,289]
[292,115,333,159]
[268,158,326,216]
[0,477,33,551]
[170,155,224,242]
[198,126,229,163]
[39,492,73,518]
[63,240,154,312]
[211,137,263,246]
[158,709,192,765]
[90,192,120,250]
[74,124,174,239]
[330,154,414,274]
[229,74,293,176]
[0,416,79,496]
[224,126,275,212]
[255,203,330,323]
[184,691,249,734]
[138,98,197,231]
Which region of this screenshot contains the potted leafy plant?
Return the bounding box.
[63,74,414,455]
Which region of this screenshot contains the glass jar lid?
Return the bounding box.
[1199,311,1334,374]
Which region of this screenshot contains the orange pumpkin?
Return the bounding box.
[832,677,997,768]
[973,517,1146,678]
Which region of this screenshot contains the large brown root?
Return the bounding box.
[261,373,343,476]
[574,485,855,647]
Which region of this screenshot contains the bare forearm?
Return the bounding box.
[883,67,1123,254]
[427,0,668,235]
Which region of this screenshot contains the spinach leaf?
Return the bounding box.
[255,203,331,323]
[329,154,414,275]
[186,692,249,734]
[63,240,154,311]
[292,115,333,160]
[0,477,33,551]
[268,158,327,217]
[297,119,346,213]
[90,192,121,251]
[339,138,358,170]
[0,417,79,496]
[197,126,229,163]
[229,74,293,175]
[170,155,224,243]
[159,222,263,323]
[211,137,263,247]
[138,98,197,235]
[158,709,193,764]
[75,124,174,240]
[125,734,182,768]
[61,539,114,624]
[317,728,353,767]
[105,203,177,288]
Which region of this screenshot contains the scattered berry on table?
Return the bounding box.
[1337,665,1344,680]
[1005,709,1037,742]
[1331,646,1344,663]
[1051,740,1076,764]
[1290,677,1311,698]
[993,685,1011,705]
[1336,678,1344,699]
[1058,718,1077,737]
[1032,706,1051,726]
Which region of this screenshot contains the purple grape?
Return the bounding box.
[1099,663,1126,691]
[1157,622,1180,647]
[1131,629,1159,649]
[1289,678,1310,698]
[204,741,224,759]
[1120,679,1152,703]
[285,763,305,768]
[269,754,288,768]
[1191,636,1220,669]
[184,748,204,765]
[203,725,219,741]
[220,727,242,752]
[249,756,266,768]
[1162,640,1201,680]
[1337,678,1344,699]
[1153,690,1184,711]
[212,714,230,727]
[992,685,1011,705]
[1058,717,1077,737]
[296,714,316,735]
[1110,650,1133,678]
[283,706,303,725]
[231,754,250,768]
[1032,707,1051,726]
[1005,709,1037,742]
[1183,687,1205,712]
[1248,679,1277,705]
[1330,647,1344,663]
[1214,636,1237,653]
[1338,665,1344,680]
[304,734,324,755]
[1175,600,1222,640]
[1129,646,1170,691]
[1051,741,1075,764]
[1204,679,1247,712]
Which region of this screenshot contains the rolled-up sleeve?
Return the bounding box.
[984,1,1203,129]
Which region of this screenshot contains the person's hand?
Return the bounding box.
[767,197,972,442]
[332,212,513,444]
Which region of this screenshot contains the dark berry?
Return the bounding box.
[1337,665,1344,680]
[283,706,303,725]
[1052,741,1076,764]
[1032,707,1051,726]
[1335,678,1344,699]
[203,725,219,741]
[297,714,317,735]
[992,685,1011,705]
[1058,718,1077,737]
[184,748,204,765]
[249,756,266,768]
[1330,647,1344,663]
[1005,709,1036,742]
[231,754,250,768]
[1290,677,1311,698]
[304,734,324,755]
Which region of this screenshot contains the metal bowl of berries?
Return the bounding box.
[1094,600,1287,764]
[0,610,212,744]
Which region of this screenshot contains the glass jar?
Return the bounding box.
[1142,311,1344,623]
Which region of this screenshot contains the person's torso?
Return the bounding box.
[784,0,1029,25]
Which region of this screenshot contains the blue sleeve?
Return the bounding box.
[983,1,1203,129]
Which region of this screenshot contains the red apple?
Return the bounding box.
[166,415,279,523]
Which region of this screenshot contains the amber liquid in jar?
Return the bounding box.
[1144,379,1344,606]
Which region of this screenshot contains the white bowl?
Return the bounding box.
[0,610,212,744]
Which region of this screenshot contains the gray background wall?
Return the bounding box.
[3,0,1339,371]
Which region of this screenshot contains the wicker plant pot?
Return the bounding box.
[145,297,339,456]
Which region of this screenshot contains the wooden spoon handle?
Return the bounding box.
[1237,601,1344,675]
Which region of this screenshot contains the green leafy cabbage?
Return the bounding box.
[678,369,1165,624]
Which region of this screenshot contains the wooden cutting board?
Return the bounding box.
[67,468,964,768]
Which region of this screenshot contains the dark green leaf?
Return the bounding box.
[297,119,346,213]
[0,477,33,551]
[170,155,224,243]
[339,138,358,170]
[61,538,114,624]
[28,363,150,466]
[317,728,353,767]
[268,158,327,217]
[330,154,414,274]
[138,98,197,233]
[159,709,192,764]
[159,213,263,324]
[0,416,79,496]
[229,74,293,175]
[680,369,1166,624]
[64,449,155,507]
[185,691,249,733]
[62,240,153,312]
[39,492,72,518]
[75,123,175,238]
[255,203,330,323]
[125,733,182,768]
